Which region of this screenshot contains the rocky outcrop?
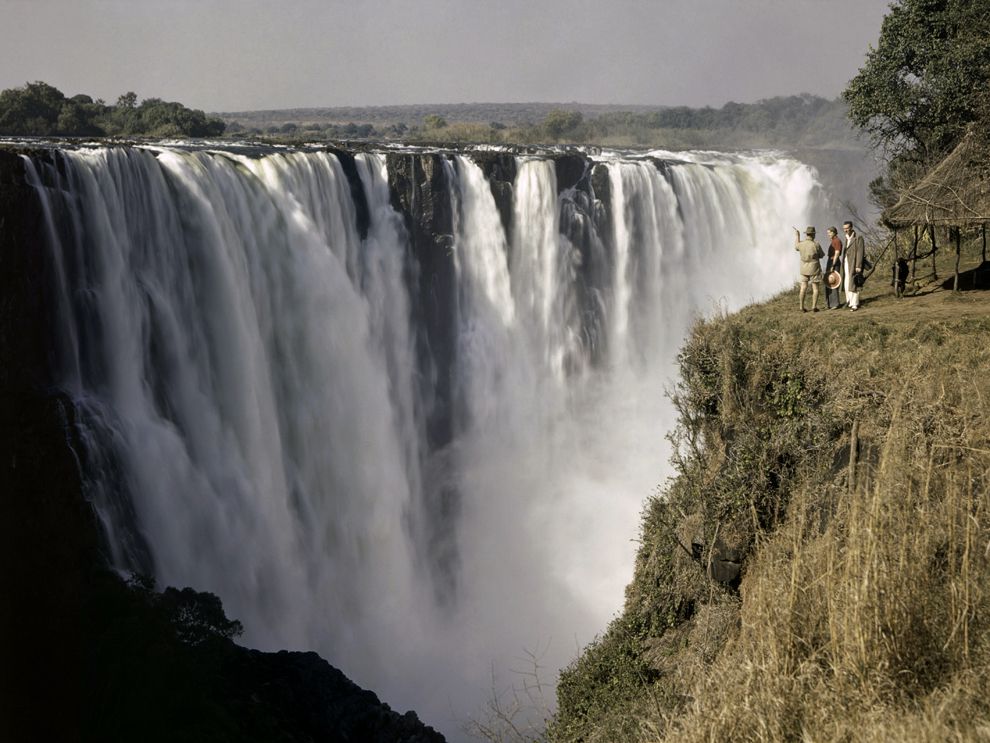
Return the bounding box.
[553,152,588,192]
[330,146,372,240]
[81,571,447,743]
[384,152,461,601]
[223,650,445,743]
[690,536,743,587]
[557,158,614,368]
[384,152,457,454]
[469,150,517,237]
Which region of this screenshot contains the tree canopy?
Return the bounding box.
[542,109,584,139]
[843,0,990,164]
[0,81,226,138]
[423,113,447,129]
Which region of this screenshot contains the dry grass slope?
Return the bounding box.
[550,239,990,742]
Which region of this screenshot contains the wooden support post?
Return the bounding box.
[983,223,987,264]
[911,225,919,280]
[930,223,938,281]
[892,229,900,296]
[954,226,961,292]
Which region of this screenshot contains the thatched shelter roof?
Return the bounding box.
[883,131,990,228]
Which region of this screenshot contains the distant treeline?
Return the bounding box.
[0,81,226,138]
[222,94,861,150]
[0,82,857,150]
[586,94,849,136]
[220,101,668,127]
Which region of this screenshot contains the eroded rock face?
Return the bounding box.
[553,152,588,192]
[690,534,743,588]
[330,147,372,240]
[386,152,457,453]
[384,153,461,601]
[469,150,517,237]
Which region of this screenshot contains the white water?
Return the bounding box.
[25,144,819,739]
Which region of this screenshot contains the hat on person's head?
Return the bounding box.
[805,226,816,236]
[827,270,841,289]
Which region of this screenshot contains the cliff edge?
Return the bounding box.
[550,240,990,742]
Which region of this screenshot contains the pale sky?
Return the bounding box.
[3,0,891,112]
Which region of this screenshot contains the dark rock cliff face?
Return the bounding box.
[553,152,588,193]
[0,148,95,742]
[560,157,614,367]
[385,152,463,603]
[330,147,372,240]
[385,152,457,454]
[469,150,517,237]
[0,147,445,743]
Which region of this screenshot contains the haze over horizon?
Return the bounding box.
[4,0,891,113]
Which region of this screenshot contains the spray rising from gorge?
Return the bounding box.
[23,143,821,735]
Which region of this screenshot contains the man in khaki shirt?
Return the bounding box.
[794,226,824,312]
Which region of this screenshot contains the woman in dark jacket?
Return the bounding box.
[824,226,843,309]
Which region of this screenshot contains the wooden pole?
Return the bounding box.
[911,225,919,280]
[892,229,899,295]
[983,223,987,264]
[930,223,938,281]
[954,226,961,292]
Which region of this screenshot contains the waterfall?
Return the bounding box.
[24,143,820,738]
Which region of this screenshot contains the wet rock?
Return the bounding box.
[469,151,516,236]
[553,152,589,192]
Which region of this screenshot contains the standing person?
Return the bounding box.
[824,226,844,309]
[843,221,866,311]
[794,226,824,312]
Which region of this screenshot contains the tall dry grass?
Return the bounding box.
[671,362,990,742]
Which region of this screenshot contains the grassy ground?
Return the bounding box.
[767,236,990,322]
[547,237,990,742]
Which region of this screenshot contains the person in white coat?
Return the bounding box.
[842,221,866,311]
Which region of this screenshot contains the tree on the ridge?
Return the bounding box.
[0,81,66,135]
[542,109,583,140]
[116,91,138,109]
[0,81,225,137]
[424,114,447,129]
